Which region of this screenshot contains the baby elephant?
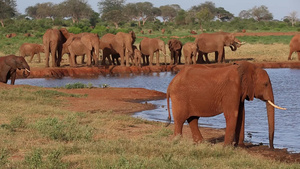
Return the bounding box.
[183,42,198,65]
[19,43,44,63]
[131,45,142,67]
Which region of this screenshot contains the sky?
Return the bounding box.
[16,0,300,20]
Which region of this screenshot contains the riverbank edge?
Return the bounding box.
[16,61,300,79]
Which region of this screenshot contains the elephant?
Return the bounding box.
[166,61,286,148]
[130,45,142,67]
[100,31,136,67]
[43,29,67,67]
[288,34,300,60]
[139,37,167,66]
[0,55,30,85]
[60,28,100,66]
[195,32,242,63]
[168,39,183,65]
[62,37,89,67]
[183,42,198,65]
[19,43,44,63]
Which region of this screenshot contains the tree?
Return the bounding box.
[26,3,55,19]
[159,5,178,24]
[60,0,94,23]
[238,10,251,19]
[251,5,273,21]
[136,2,156,26]
[98,0,125,28]
[175,9,187,25]
[0,0,17,27]
[284,11,298,27]
[196,7,214,32]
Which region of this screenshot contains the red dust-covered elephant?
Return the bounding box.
[166,61,285,148]
[288,34,300,60]
[0,55,30,85]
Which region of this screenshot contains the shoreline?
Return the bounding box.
[16,61,300,79]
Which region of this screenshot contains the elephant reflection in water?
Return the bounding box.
[166,61,286,148]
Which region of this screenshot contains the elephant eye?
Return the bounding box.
[264,82,268,87]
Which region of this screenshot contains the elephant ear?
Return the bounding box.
[235,61,255,101]
[4,55,17,69]
[81,35,93,50]
[224,33,235,46]
[65,35,76,46]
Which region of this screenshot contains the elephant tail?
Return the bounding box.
[165,90,172,127]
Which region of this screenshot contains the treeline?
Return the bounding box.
[0,0,299,37]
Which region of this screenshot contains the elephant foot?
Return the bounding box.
[234,142,246,148]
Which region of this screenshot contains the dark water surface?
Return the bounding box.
[15,69,300,153]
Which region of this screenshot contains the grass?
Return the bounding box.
[0,86,299,168]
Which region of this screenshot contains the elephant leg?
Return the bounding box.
[10,71,16,85]
[187,116,203,142]
[224,110,239,146]
[70,53,76,67]
[217,50,223,63]
[29,54,34,63]
[204,53,210,64]
[235,102,245,147]
[192,54,197,65]
[57,47,62,67]
[170,52,174,65]
[288,50,293,60]
[51,49,57,67]
[45,50,50,67]
[155,51,160,66]
[178,53,182,64]
[81,54,85,64]
[196,52,205,64]
[86,53,92,66]
[37,53,41,63]
[174,118,185,137]
[297,52,300,60]
[221,48,225,63]
[125,51,130,67]
[149,54,154,66]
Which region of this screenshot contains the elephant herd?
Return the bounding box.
[17,28,300,68]
[17,29,247,68]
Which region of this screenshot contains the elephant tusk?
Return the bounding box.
[267,100,286,110]
[25,68,30,73]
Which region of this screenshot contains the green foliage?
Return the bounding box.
[64,82,87,89]
[33,89,82,98]
[33,115,93,141]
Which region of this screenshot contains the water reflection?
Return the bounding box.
[14,69,300,153]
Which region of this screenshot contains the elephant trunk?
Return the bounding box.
[230,43,237,51]
[266,100,275,149]
[23,68,30,78]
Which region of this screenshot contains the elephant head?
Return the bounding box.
[236,61,285,148]
[5,55,31,78]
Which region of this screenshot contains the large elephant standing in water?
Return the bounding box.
[195,32,242,63]
[0,55,30,85]
[100,31,136,67]
[43,29,67,67]
[166,61,285,148]
[139,37,167,66]
[288,34,300,60]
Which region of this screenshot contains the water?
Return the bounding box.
[15,69,300,153]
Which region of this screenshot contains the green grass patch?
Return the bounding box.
[33,115,93,142]
[64,82,94,89]
[237,35,293,44]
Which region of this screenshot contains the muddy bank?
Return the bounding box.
[16,61,300,79]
